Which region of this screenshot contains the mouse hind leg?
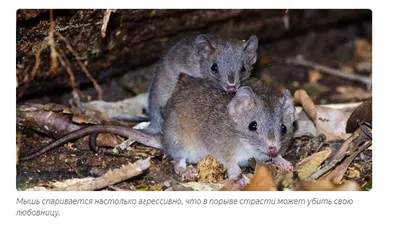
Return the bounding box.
[172,157,199,182]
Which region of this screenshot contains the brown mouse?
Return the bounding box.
[162,73,297,185]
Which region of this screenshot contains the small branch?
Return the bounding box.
[48,9,59,74]
[55,31,104,100]
[25,158,151,191]
[17,41,48,99]
[324,141,371,184]
[101,9,116,38]
[286,55,372,89]
[283,9,290,30]
[57,51,82,107]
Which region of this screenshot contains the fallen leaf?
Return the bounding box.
[308,70,322,84]
[71,112,101,124]
[245,164,277,191]
[65,142,75,149]
[219,180,243,191]
[180,182,223,191]
[95,133,125,148]
[333,86,372,102]
[293,179,362,191]
[347,167,360,179]
[280,149,331,188]
[80,93,149,121]
[150,183,164,191]
[294,89,352,141]
[355,38,372,63]
[197,155,227,183]
[314,106,349,141]
[340,66,354,74]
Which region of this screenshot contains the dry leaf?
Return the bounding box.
[294,89,349,141]
[180,182,223,191]
[280,150,331,188]
[333,86,372,102]
[245,164,277,191]
[80,93,149,121]
[71,112,100,124]
[95,133,125,147]
[355,38,372,63]
[197,155,227,183]
[308,70,322,84]
[293,179,362,191]
[340,66,354,74]
[314,106,349,141]
[219,180,244,191]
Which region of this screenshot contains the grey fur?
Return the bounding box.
[146,34,259,134]
[162,74,297,182]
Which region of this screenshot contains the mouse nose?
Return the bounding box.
[268,146,278,157]
[226,86,237,93]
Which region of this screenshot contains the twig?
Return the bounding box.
[57,50,82,107]
[55,157,151,191]
[324,141,371,184]
[25,158,151,191]
[307,134,355,180]
[283,9,290,30]
[48,9,59,74]
[55,31,104,100]
[31,41,48,80]
[286,55,372,89]
[308,124,371,181]
[17,41,48,99]
[101,9,116,38]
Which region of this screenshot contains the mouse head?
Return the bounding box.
[195,34,258,93]
[228,87,297,157]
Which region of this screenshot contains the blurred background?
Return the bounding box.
[16,9,372,106]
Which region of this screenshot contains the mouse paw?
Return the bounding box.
[175,166,199,182]
[272,155,293,172]
[234,174,250,187]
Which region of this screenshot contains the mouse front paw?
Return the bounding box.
[272,155,293,172]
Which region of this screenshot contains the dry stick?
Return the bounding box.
[101,9,116,38]
[50,157,151,191]
[55,31,104,100]
[285,55,372,89]
[324,141,371,184]
[31,41,48,80]
[283,9,290,30]
[48,9,58,74]
[307,135,355,181]
[57,51,83,108]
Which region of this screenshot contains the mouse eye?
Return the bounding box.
[281,124,287,134]
[241,65,246,73]
[211,63,218,72]
[248,121,257,131]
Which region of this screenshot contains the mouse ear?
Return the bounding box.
[243,35,258,65]
[281,89,298,122]
[195,34,215,57]
[228,86,256,119]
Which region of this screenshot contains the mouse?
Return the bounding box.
[162,73,297,185]
[146,33,259,135]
